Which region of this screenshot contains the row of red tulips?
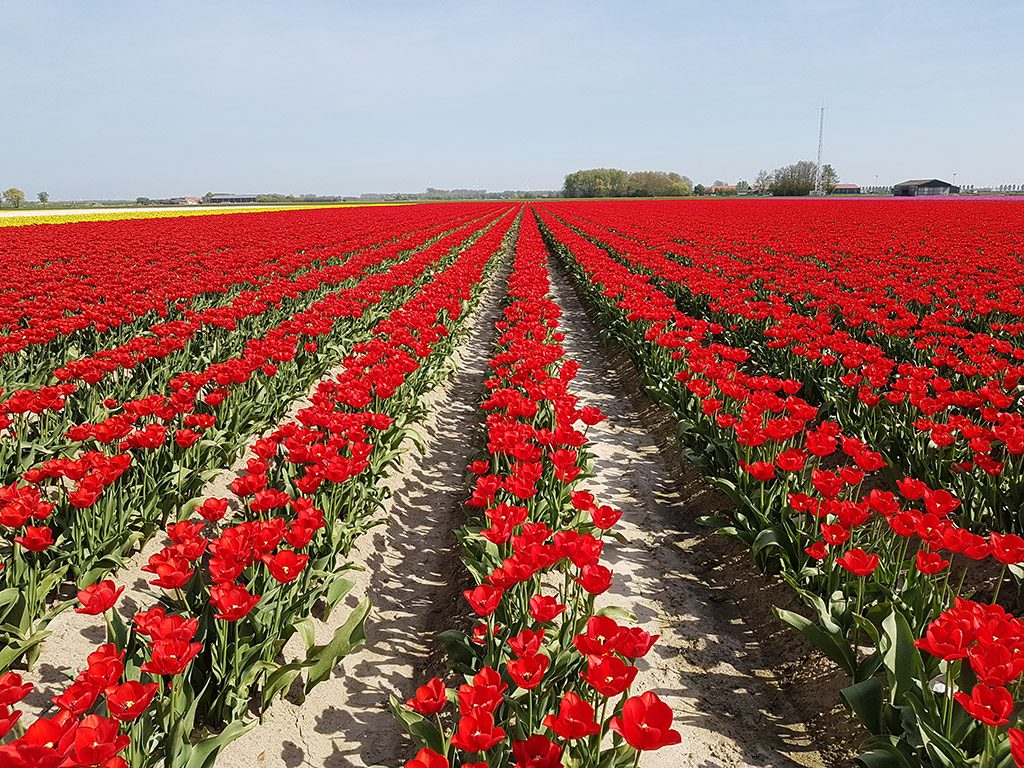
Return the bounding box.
[396,210,680,768]
[1,212,489,477]
[534,202,1024,768]
[0,208,519,766]
[0,206,491,368]
[546,202,1024,529]
[0,208,510,674]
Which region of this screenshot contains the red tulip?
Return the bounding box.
[0,673,33,707]
[450,710,506,752]
[210,582,261,621]
[464,584,503,617]
[915,550,949,575]
[953,684,1014,727]
[990,532,1024,565]
[68,714,130,766]
[836,548,879,577]
[105,680,158,722]
[507,653,549,690]
[542,691,601,740]
[196,497,229,523]
[511,734,562,767]
[406,678,446,715]
[582,655,638,697]
[261,550,308,583]
[575,563,612,595]
[14,525,54,552]
[406,748,448,768]
[141,639,202,676]
[1009,728,1024,768]
[0,704,20,740]
[76,580,125,615]
[609,691,682,751]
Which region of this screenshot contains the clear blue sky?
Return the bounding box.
[4,1,1022,199]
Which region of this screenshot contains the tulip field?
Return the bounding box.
[2,198,1024,768]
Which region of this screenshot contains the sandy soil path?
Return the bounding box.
[547,258,827,768]
[216,264,508,768]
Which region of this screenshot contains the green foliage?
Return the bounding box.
[769,160,818,196]
[562,168,692,198]
[822,163,840,193]
[2,187,26,208]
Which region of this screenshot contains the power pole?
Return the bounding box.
[814,104,827,195]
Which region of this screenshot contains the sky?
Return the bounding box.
[3,0,1023,199]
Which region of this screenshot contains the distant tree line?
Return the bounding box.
[1,188,50,208]
[752,161,839,196]
[563,168,693,198]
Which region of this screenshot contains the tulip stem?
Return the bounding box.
[991,565,1006,605]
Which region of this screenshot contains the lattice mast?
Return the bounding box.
[814,104,826,194]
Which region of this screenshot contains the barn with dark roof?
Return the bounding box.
[892,179,960,196]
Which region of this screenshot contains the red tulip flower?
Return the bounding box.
[742,461,776,482]
[68,714,130,766]
[0,704,20,740]
[142,548,193,589]
[990,533,1024,565]
[1008,728,1024,768]
[261,550,309,583]
[953,684,1014,727]
[406,748,448,768]
[609,691,682,751]
[450,710,506,752]
[582,655,638,697]
[406,678,446,716]
[915,550,949,575]
[141,639,202,676]
[14,525,54,552]
[0,673,33,707]
[464,584,503,617]
[575,563,612,595]
[210,582,261,621]
[511,734,562,767]
[528,595,566,623]
[507,653,549,690]
[543,691,601,740]
[76,581,125,615]
[196,497,229,523]
[105,680,158,722]
[836,548,879,577]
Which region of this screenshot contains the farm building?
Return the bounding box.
[208,193,259,204]
[831,183,861,194]
[892,179,960,196]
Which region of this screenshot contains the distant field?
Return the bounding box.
[0,201,401,227]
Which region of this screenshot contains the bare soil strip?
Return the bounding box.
[215,264,509,768]
[546,257,843,768]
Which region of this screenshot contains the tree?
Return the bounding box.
[736,180,750,193]
[693,184,706,196]
[625,170,692,197]
[821,164,839,193]
[562,169,629,198]
[769,161,817,196]
[713,179,725,187]
[136,197,152,206]
[754,169,772,194]
[2,188,25,208]
[37,191,49,204]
